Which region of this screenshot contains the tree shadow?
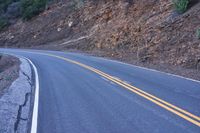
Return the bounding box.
[188,0,199,9]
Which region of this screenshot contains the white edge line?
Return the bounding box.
[27,58,39,133]
[62,52,200,83]
[93,56,200,84]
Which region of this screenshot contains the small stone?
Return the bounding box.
[68,21,73,27]
[57,28,62,32]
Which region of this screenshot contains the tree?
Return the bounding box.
[21,0,47,20]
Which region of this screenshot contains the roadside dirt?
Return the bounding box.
[0,55,20,96]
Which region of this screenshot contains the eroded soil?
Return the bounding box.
[0,54,20,96]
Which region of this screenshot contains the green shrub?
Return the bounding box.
[173,0,189,13]
[0,17,8,30]
[0,0,14,13]
[197,28,200,39]
[21,0,47,20]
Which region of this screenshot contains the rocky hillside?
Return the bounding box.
[0,0,200,70]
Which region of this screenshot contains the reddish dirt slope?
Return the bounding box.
[0,0,199,70]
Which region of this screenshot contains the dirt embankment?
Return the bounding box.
[0,0,199,79]
[0,55,20,95]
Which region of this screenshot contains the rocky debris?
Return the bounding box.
[0,57,33,133]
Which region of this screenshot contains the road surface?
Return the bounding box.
[0,49,200,133]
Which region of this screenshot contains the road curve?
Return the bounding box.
[0,49,200,133]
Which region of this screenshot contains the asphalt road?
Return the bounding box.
[0,49,200,133]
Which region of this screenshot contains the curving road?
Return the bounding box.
[0,49,200,133]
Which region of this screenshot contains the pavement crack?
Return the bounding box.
[14,92,31,132]
[19,118,28,121]
[21,70,32,86]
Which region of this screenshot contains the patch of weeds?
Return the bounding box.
[173,0,189,13]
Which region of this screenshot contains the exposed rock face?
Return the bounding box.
[0,0,199,69]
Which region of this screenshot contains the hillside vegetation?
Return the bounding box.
[0,0,199,73]
[0,0,48,30]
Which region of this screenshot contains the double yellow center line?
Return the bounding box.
[40,52,200,127]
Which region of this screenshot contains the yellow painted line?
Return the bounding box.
[91,68,200,122]
[26,51,200,127]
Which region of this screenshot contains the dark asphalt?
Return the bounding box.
[0,49,200,133]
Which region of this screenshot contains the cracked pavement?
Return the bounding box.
[0,58,33,133]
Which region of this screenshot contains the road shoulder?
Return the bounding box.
[0,57,33,133]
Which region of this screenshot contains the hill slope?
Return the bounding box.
[0,0,199,73]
